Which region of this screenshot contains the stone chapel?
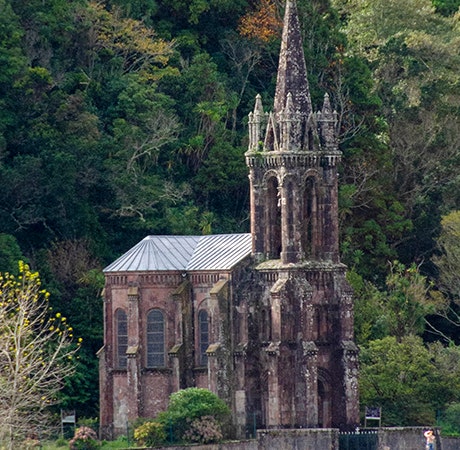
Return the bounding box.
[99,0,359,439]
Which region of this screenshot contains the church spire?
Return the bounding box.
[273,0,312,119]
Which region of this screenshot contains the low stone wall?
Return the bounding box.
[143,427,459,450]
[258,429,338,450]
[376,427,427,450]
[143,440,257,450]
[145,429,337,450]
[441,436,460,450]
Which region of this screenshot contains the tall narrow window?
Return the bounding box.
[116,309,128,369]
[302,177,319,259]
[198,310,209,366]
[261,308,271,342]
[146,309,165,368]
[266,176,281,258]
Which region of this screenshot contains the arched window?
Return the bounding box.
[198,310,209,366]
[115,309,128,369]
[266,176,281,258]
[302,176,319,259]
[146,309,165,368]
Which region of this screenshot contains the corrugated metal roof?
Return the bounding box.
[104,233,252,273]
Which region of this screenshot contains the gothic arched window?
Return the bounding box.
[266,176,281,258]
[115,308,128,369]
[302,176,320,259]
[146,309,165,368]
[198,310,209,366]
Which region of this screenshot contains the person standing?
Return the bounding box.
[424,429,435,450]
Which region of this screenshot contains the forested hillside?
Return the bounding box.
[1,0,460,425]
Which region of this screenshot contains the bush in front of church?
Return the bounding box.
[183,415,224,444]
[157,388,231,443]
[69,426,100,450]
[134,421,167,447]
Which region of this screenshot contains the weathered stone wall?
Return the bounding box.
[141,427,458,450]
[442,436,460,450]
[146,429,338,450]
[376,427,426,450]
[258,429,338,450]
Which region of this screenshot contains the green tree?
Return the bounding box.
[430,211,460,342]
[350,261,446,343]
[0,234,24,273]
[333,0,460,264]
[360,336,460,426]
[433,211,460,301]
[432,0,460,16]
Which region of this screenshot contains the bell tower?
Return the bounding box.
[244,0,359,430]
[247,0,341,265]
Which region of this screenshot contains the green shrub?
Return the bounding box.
[134,421,166,447]
[69,426,100,450]
[440,403,460,436]
[183,415,223,444]
[157,388,230,443]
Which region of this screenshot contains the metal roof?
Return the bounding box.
[104,233,252,273]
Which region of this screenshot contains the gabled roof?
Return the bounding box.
[104,233,252,273]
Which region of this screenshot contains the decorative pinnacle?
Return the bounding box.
[321,93,333,120]
[254,93,264,116]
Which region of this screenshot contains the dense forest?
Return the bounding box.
[1,0,460,428]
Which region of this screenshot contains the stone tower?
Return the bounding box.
[243,0,359,429]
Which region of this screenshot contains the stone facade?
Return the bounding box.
[99,0,359,440]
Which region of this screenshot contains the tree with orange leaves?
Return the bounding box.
[238,0,283,42]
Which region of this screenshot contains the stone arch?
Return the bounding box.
[317,368,333,428]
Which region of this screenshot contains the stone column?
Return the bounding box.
[265,344,280,427]
[100,286,114,438]
[341,341,360,426]
[304,341,319,427]
[127,286,141,419]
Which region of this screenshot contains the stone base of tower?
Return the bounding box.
[239,260,359,431]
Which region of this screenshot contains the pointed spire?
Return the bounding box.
[273,0,312,119]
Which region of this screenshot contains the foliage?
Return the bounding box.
[157,388,230,442]
[438,403,460,436]
[183,415,224,444]
[0,262,79,449]
[238,0,282,42]
[69,427,100,450]
[333,0,460,265]
[359,336,460,426]
[0,234,25,273]
[350,261,446,343]
[133,420,166,447]
[433,211,460,301]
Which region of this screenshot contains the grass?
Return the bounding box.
[41,436,132,449]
